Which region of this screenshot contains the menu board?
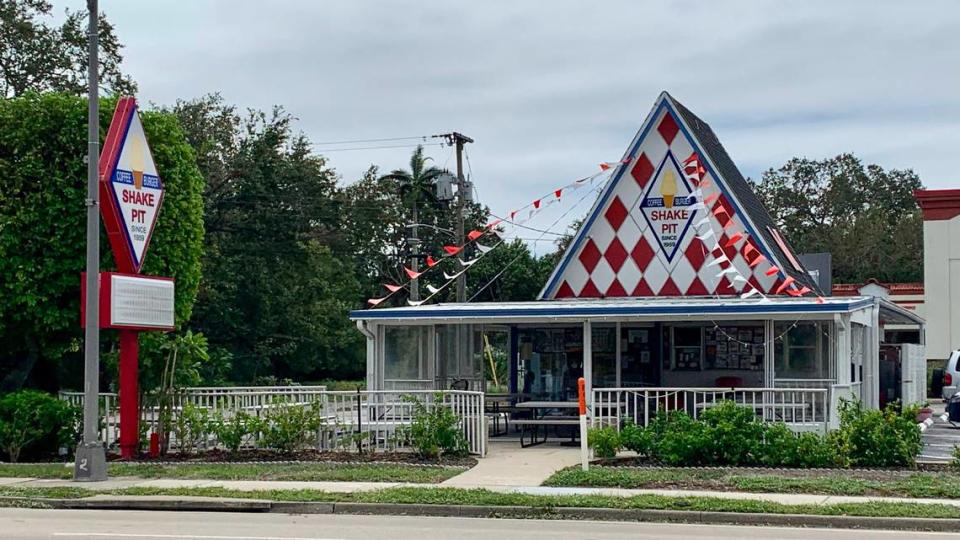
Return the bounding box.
[705,326,764,370]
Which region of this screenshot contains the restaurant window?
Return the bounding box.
[670,326,703,371]
[774,322,826,379]
[384,326,428,380]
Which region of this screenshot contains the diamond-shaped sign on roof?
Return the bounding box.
[98,97,164,274]
[539,91,822,299]
[637,150,699,264]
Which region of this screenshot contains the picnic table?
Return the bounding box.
[512,401,580,447]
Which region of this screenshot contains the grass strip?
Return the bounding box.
[0,462,464,484]
[1,485,959,520]
[544,467,960,499]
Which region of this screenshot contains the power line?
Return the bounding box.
[311,135,431,146]
[313,142,444,153]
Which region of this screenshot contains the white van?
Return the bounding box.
[943,350,960,399]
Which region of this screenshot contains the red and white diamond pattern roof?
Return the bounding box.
[542,95,788,299]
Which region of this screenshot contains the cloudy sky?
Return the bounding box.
[66,1,960,254]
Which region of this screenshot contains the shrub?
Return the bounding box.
[760,422,837,468]
[258,400,325,454]
[619,419,653,456]
[210,409,256,455]
[403,394,468,459]
[172,402,211,456]
[832,400,923,467]
[698,400,766,465]
[587,426,621,459]
[0,390,80,462]
[648,410,712,466]
[952,445,960,470]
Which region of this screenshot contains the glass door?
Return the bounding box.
[592,325,618,388]
[620,325,658,387]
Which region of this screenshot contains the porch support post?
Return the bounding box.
[583,320,593,407]
[508,326,519,394]
[359,321,379,391]
[866,301,881,408]
[615,322,622,388]
[834,314,851,385]
[763,320,775,387]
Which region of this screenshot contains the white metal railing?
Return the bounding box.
[774,378,836,390]
[592,387,828,433]
[383,379,434,391]
[59,387,485,456]
[320,390,485,455]
[59,391,119,449]
[60,385,328,449]
[828,382,862,429]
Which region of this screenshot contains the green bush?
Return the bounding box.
[258,400,325,454]
[587,426,621,459]
[619,419,653,456]
[648,410,712,466]
[832,400,922,468]
[622,399,920,468]
[952,445,960,470]
[698,400,766,465]
[0,390,80,462]
[760,422,837,468]
[172,402,210,456]
[210,409,256,455]
[403,394,468,459]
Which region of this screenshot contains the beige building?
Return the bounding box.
[915,189,960,362]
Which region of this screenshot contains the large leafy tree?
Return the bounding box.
[173,95,363,382]
[751,154,923,283]
[0,93,205,391]
[0,0,135,98]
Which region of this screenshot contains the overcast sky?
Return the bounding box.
[66,1,960,254]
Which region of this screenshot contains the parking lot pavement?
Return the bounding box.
[919,405,958,463]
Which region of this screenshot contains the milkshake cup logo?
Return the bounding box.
[660,170,677,208]
[130,136,145,190]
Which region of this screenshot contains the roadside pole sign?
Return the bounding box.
[90,96,171,460]
[99,97,164,273]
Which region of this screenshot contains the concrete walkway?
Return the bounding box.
[441,440,582,487]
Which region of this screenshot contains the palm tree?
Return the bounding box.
[380,146,448,300]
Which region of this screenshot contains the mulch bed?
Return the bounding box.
[106,448,477,468]
[589,456,953,478]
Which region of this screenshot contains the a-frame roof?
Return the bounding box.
[539,92,822,300]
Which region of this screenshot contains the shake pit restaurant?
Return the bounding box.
[350,92,925,449]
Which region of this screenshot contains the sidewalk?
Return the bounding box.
[441,440,581,487]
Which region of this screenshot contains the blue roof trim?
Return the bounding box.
[351,298,874,320]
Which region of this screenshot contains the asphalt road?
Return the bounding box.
[920,409,960,462]
[0,509,955,540]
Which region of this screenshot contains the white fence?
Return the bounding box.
[774,378,836,390]
[828,382,862,429]
[59,387,485,456]
[321,390,485,455]
[592,387,829,433]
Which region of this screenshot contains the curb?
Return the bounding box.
[6,497,960,532]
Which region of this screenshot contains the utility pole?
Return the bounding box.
[433,132,473,302]
[408,204,420,301]
[75,0,107,481]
